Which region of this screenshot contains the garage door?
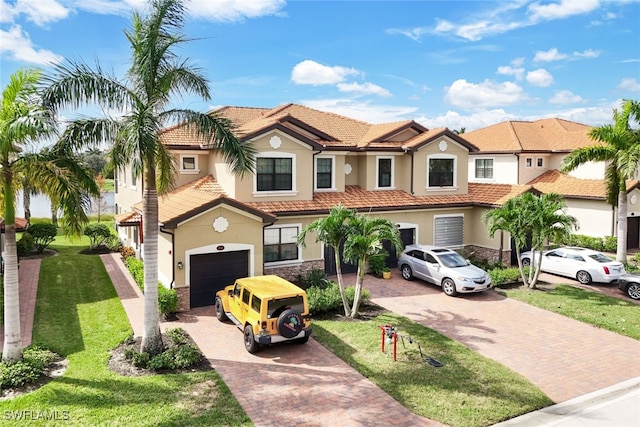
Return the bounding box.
[190,251,249,308]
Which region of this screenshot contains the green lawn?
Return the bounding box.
[0,237,251,426]
[313,312,552,427]
[499,285,640,340]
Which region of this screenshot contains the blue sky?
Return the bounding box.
[1,0,639,131]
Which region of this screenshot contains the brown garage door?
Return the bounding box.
[190,251,249,308]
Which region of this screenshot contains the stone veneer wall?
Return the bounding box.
[175,287,190,312]
[463,245,512,267]
[264,259,325,282]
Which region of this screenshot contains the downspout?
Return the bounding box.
[159,226,175,289]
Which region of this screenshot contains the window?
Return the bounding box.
[130,169,136,188]
[536,157,544,168]
[257,157,293,191]
[475,158,493,179]
[377,157,393,188]
[179,155,198,173]
[434,215,463,247]
[428,157,455,187]
[316,157,333,189]
[242,289,251,305]
[251,295,262,313]
[264,226,299,262]
[525,157,533,168]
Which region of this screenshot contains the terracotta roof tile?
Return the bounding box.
[114,211,141,226]
[464,118,596,153]
[468,183,532,206]
[526,170,640,199]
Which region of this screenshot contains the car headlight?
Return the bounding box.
[457,276,472,282]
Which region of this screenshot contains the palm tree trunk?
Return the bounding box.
[334,250,350,316]
[349,259,366,318]
[2,177,22,362]
[23,185,31,223]
[140,171,163,355]
[616,190,628,263]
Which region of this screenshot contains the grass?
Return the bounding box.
[499,285,640,340]
[313,312,553,427]
[0,235,251,426]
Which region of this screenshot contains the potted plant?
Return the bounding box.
[382,266,392,279]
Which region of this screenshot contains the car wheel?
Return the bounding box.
[295,333,310,344]
[401,264,413,281]
[442,278,457,296]
[244,324,259,353]
[522,258,531,267]
[277,309,304,338]
[215,297,227,322]
[576,270,592,285]
[626,283,640,300]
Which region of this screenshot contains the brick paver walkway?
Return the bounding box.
[362,273,640,403]
[100,253,441,427]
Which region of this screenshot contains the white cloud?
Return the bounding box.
[444,79,528,110]
[291,60,361,86]
[528,0,601,22]
[0,25,63,64]
[527,68,554,87]
[300,98,418,124]
[497,65,525,80]
[337,82,391,97]
[12,0,70,26]
[573,49,600,58]
[617,77,640,92]
[534,48,567,62]
[416,109,518,132]
[549,90,585,104]
[187,0,286,22]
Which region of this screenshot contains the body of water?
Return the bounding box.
[15,191,115,218]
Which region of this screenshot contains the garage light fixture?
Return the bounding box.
[177,261,184,270]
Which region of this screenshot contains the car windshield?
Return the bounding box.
[436,252,468,268]
[589,253,614,263]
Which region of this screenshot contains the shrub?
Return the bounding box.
[16,233,35,257]
[368,255,386,278]
[158,286,178,315]
[603,236,617,253]
[307,282,370,315]
[0,344,60,389]
[84,223,113,250]
[166,328,189,346]
[125,256,144,287]
[489,267,525,287]
[120,246,136,259]
[296,268,331,289]
[27,223,57,253]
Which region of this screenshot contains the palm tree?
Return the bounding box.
[561,99,640,262]
[297,205,356,316]
[483,192,577,289]
[343,213,402,317]
[42,0,255,354]
[0,69,97,362]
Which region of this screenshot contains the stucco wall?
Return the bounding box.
[468,154,519,184]
[411,136,469,196]
[565,198,614,237]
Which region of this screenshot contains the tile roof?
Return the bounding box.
[468,183,533,206]
[463,118,597,153]
[527,169,640,199]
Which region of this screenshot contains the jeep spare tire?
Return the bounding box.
[277,309,304,338]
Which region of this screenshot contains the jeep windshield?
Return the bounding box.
[267,296,305,318]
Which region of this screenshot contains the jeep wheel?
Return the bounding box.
[295,333,310,344]
[277,309,304,338]
[215,297,228,322]
[243,325,259,353]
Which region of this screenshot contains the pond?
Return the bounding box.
[15,191,115,218]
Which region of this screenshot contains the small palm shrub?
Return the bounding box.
[307,282,370,315]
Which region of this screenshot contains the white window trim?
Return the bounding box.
[427,153,458,190]
[263,223,302,265]
[474,157,495,182]
[375,156,395,190]
[314,155,336,191]
[536,157,545,168]
[179,154,200,174]
[252,152,298,196]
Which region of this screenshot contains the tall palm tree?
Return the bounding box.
[297,205,356,316]
[561,99,640,262]
[0,69,97,362]
[484,192,577,289]
[343,213,402,317]
[42,0,255,354]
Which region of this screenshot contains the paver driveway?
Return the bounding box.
[364,272,640,403]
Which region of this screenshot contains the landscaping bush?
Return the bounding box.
[120,246,136,259]
[307,282,370,315]
[158,285,178,316]
[603,236,617,253]
[16,232,35,257]
[368,255,386,278]
[296,268,331,289]
[0,344,60,389]
[489,267,528,287]
[123,328,203,371]
[27,223,57,253]
[554,233,609,252]
[125,256,144,286]
[84,223,113,250]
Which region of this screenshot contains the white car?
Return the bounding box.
[397,245,491,296]
[520,246,625,285]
